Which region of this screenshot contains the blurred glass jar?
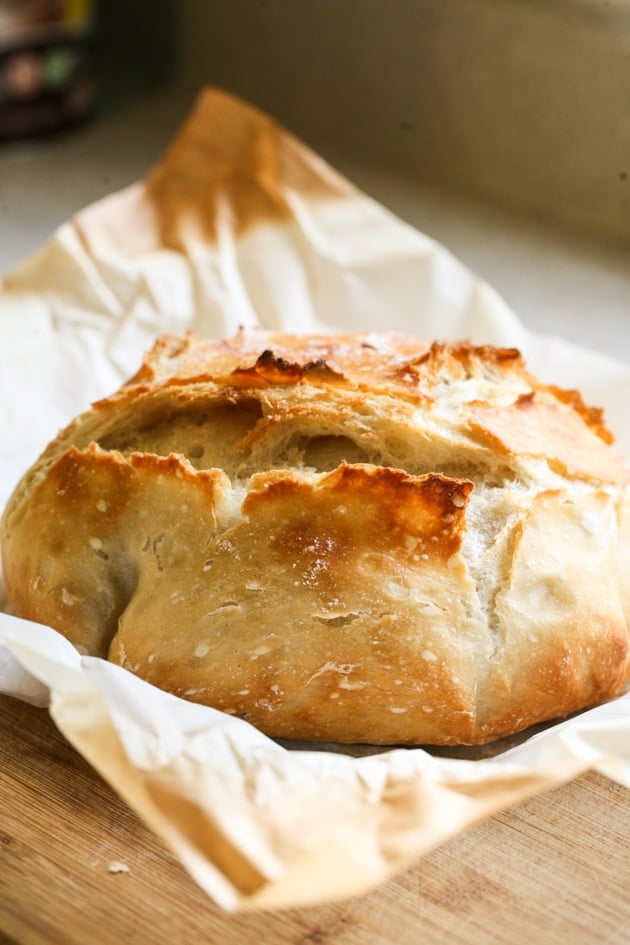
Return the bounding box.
[0,0,96,141]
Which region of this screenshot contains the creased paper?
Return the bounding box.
[1,88,630,912]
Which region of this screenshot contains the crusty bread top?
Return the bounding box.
[2,330,629,745]
[19,329,623,495]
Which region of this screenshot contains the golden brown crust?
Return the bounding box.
[546,384,615,444]
[2,330,629,745]
[467,392,629,485]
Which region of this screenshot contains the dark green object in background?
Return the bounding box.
[0,0,174,142]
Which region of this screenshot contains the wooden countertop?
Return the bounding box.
[0,693,628,945]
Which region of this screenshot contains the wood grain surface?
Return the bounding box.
[0,693,628,945]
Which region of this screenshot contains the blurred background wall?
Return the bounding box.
[3,1,627,246]
[166,0,630,247]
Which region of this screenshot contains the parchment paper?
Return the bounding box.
[1,88,629,912]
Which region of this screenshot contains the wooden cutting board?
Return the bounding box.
[1,693,629,945]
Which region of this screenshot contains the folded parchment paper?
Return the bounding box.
[1,88,630,912]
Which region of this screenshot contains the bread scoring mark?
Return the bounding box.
[96,395,264,473]
[239,399,384,474]
[467,393,629,485]
[546,384,615,444]
[229,350,348,389]
[86,332,599,492]
[406,341,523,388]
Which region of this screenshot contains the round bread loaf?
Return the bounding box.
[3,330,630,744]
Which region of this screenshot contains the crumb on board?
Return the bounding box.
[108,861,131,875]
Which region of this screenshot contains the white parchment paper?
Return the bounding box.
[1,88,629,911]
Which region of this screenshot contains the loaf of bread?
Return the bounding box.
[3,330,630,744]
